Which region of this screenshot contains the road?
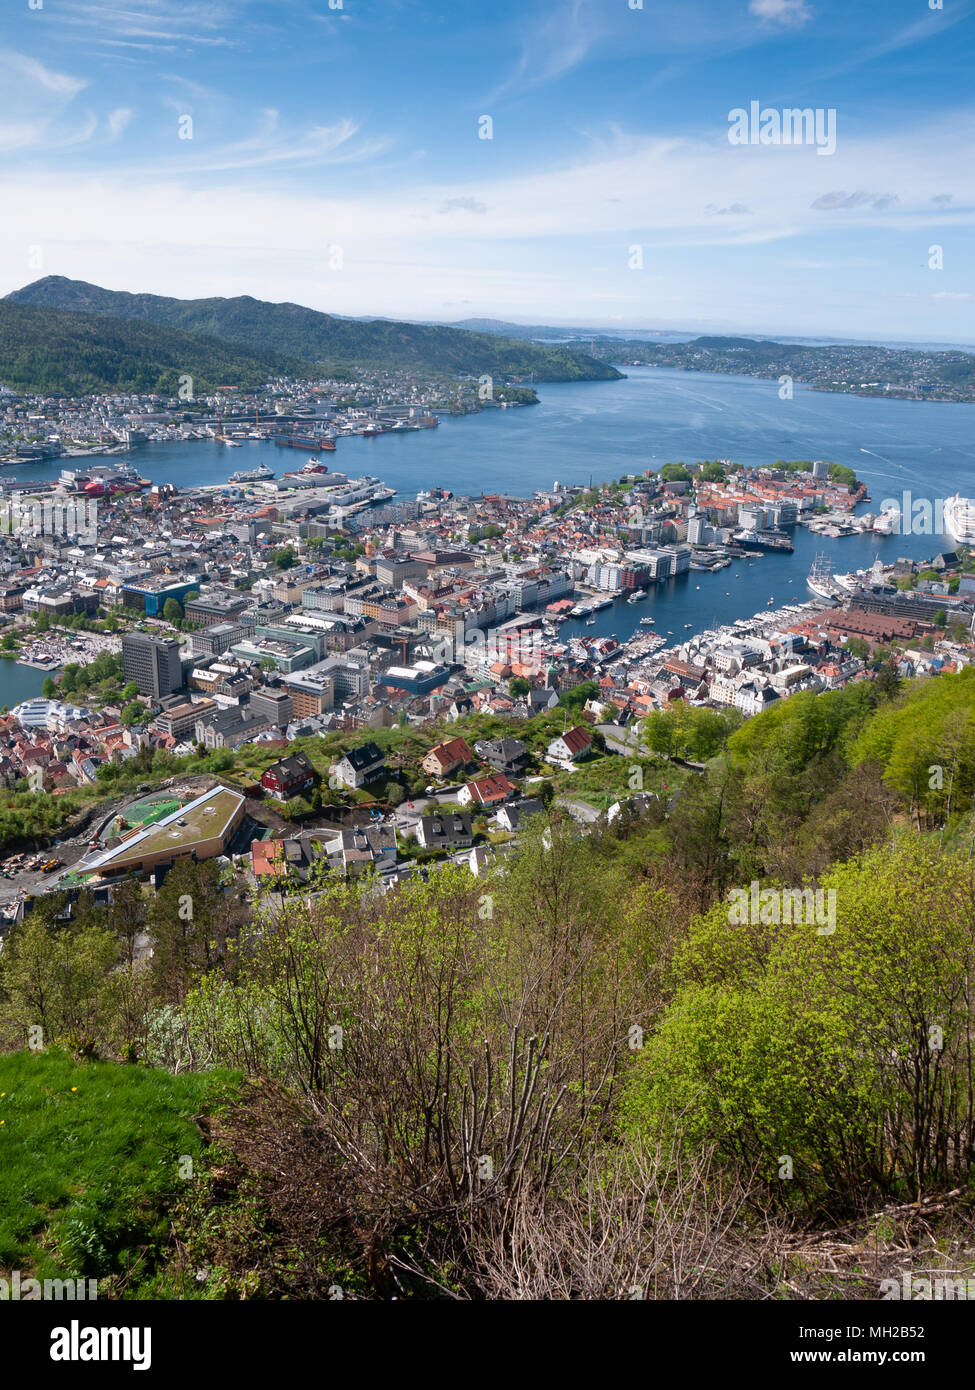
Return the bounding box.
[596,723,645,756]
[555,796,601,824]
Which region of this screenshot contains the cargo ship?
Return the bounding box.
[270,434,336,452]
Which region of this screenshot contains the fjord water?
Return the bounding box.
[6,365,973,676]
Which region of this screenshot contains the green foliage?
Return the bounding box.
[848,668,975,825]
[641,704,742,761]
[8,278,622,385]
[622,839,975,1217]
[162,597,184,624]
[557,680,600,712]
[0,301,306,395]
[0,1049,237,1283]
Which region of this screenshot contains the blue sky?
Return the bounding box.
[0,0,973,340]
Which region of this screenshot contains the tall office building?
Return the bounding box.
[122,632,184,699]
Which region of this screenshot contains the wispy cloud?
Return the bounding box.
[106,107,132,138]
[54,1,236,48]
[440,197,488,216]
[487,0,604,102]
[0,50,88,98]
[155,110,392,174]
[811,190,899,210]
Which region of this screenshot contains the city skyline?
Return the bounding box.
[0,1,973,340]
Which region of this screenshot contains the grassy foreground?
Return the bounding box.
[0,1049,238,1293]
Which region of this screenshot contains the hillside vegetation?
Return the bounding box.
[0,301,307,395]
[4,669,975,1298]
[6,277,622,386]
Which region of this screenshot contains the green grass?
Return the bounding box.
[123,796,182,827]
[0,1050,239,1286]
[546,752,686,811]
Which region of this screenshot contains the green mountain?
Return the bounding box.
[6,277,622,384]
[0,301,307,395]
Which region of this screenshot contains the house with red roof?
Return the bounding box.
[457,772,517,808]
[421,736,474,779]
[547,725,594,763]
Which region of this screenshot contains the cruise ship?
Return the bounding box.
[325,476,396,508]
[873,505,901,535]
[229,463,275,483]
[944,494,975,546]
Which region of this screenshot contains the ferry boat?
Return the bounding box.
[944,494,975,546]
[229,463,274,484]
[732,527,794,553]
[592,597,613,610]
[627,588,648,603]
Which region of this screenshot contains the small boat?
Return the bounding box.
[585,618,596,626]
[684,623,693,629]
[695,585,700,590]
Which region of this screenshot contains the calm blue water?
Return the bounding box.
[5,366,973,669]
[0,658,53,707]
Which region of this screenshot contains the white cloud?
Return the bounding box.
[106,107,132,138]
[0,50,88,97]
[55,1,235,47]
[748,0,811,27]
[0,112,972,335]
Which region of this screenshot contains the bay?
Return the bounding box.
[3,365,973,686]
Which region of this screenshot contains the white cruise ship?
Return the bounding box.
[872,505,901,535]
[944,494,975,546]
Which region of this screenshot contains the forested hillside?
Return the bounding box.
[4,668,975,1298]
[0,302,307,395]
[6,277,622,384]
